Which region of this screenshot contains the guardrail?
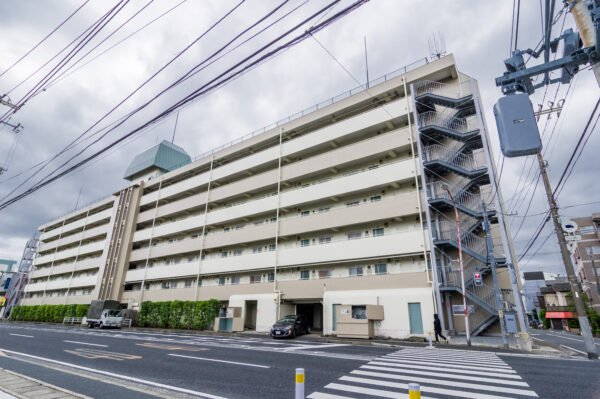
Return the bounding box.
[121,318,133,328]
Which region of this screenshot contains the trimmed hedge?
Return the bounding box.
[10,304,89,322]
[137,299,221,330]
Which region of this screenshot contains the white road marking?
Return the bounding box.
[8,334,33,338]
[324,383,424,399]
[340,376,538,398]
[0,348,226,399]
[374,359,516,374]
[560,344,588,355]
[549,333,584,342]
[283,344,349,351]
[384,353,509,367]
[63,340,108,348]
[361,364,522,379]
[168,353,270,368]
[356,366,528,386]
[306,392,357,399]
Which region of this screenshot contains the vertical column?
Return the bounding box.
[273,127,284,321]
[138,180,163,305]
[65,208,91,301]
[41,218,67,303]
[194,159,214,302]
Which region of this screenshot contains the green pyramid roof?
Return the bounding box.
[124,140,191,181]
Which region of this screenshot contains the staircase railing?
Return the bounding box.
[468,304,495,335]
[423,144,485,172]
[436,220,487,258]
[413,79,473,99]
[418,111,472,134]
[430,181,495,214]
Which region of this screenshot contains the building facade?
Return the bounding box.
[568,213,600,312]
[21,55,524,338]
[522,271,560,322]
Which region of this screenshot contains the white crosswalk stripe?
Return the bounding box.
[308,347,539,399]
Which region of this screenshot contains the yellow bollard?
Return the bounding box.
[408,382,421,399]
[295,368,305,399]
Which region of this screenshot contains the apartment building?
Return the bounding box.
[21,55,524,338]
[568,213,600,312]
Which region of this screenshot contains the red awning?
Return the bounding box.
[545,311,573,319]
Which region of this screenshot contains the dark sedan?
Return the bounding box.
[270,314,311,338]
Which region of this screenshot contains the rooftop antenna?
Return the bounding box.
[428,32,447,60]
[171,110,180,144]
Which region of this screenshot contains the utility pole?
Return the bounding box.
[537,152,598,359]
[482,201,509,350]
[0,95,23,175]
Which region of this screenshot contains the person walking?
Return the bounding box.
[434,314,448,343]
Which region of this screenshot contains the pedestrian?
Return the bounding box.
[434,314,448,343]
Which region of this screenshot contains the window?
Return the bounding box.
[221,251,228,258]
[174,258,181,264]
[346,200,360,207]
[188,256,198,262]
[218,278,225,286]
[318,236,331,244]
[375,263,387,275]
[231,277,240,285]
[589,246,600,255]
[318,206,330,213]
[347,231,361,240]
[233,249,243,256]
[201,254,206,260]
[368,164,379,170]
[223,227,230,232]
[197,279,203,287]
[161,282,170,289]
[318,269,331,279]
[254,220,264,226]
[301,183,310,188]
[370,195,382,202]
[235,224,245,230]
[270,217,277,223]
[191,234,199,239]
[185,280,192,288]
[171,282,178,289]
[269,244,276,251]
[268,273,275,282]
[144,283,150,290]
[250,275,261,284]
[372,228,384,237]
[349,266,364,277]
[252,246,263,254]
[301,239,310,247]
[300,270,310,280]
[301,210,310,217]
[165,260,171,265]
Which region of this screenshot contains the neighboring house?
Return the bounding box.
[20,55,524,338]
[0,259,17,317]
[568,213,600,313]
[522,271,560,322]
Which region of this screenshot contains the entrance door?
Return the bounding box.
[408,302,424,334]
[244,301,257,330]
[332,304,340,332]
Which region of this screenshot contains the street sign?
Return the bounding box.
[561,220,578,233]
[565,235,582,242]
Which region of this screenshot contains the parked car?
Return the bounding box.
[270,315,311,338]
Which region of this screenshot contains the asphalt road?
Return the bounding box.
[531,328,600,356]
[0,322,597,398]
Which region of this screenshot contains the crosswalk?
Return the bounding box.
[308,347,538,399]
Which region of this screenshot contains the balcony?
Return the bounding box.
[40,208,113,242]
[24,282,46,293]
[37,224,109,254]
[33,240,106,266]
[125,230,425,283]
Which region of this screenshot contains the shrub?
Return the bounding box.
[9,304,88,322]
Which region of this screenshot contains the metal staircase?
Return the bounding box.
[413,79,506,336]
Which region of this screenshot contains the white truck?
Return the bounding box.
[86,300,123,329]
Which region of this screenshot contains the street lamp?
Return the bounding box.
[441,183,471,347]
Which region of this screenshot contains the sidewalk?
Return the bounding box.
[0,368,89,399]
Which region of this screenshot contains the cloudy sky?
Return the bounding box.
[0,0,598,277]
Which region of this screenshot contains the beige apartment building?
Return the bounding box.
[21,55,526,338]
[568,213,600,312]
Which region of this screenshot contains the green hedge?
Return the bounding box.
[137,299,221,330]
[10,304,90,322]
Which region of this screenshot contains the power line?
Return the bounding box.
[0,0,90,79]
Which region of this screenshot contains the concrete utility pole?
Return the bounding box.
[537,152,598,359]
[482,202,509,350]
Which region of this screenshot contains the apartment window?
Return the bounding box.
[165,260,171,265]
[231,277,240,285]
[161,282,170,289]
[301,239,310,247]
[221,251,228,258]
[250,275,261,284]
[318,236,332,244]
[252,246,263,254]
[318,269,332,279]
[233,249,243,256]
[171,282,178,289]
[201,254,206,260]
[188,256,198,262]
[348,231,361,240]
[301,210,310,217]
[174,258,181,264]
[254,220,264,226]
[191,234,199,239]
[372,228,384,237]
[318,206,330,213]
[197,279,203,287]
[301,183,310,188]
[144,283,150,290]
[185,280,192,288]
[368,164,379,170]
[269,244,276,251]
[300,270,310,280]
[370,195,382,202]
[224,227,230,232]
[270,217,277,223]
[349,266,364,277]
[268,273,275,282]
[346,200,360,207]
[375,263,387,275]
[235,224,245,230]
[218,278,225,286]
